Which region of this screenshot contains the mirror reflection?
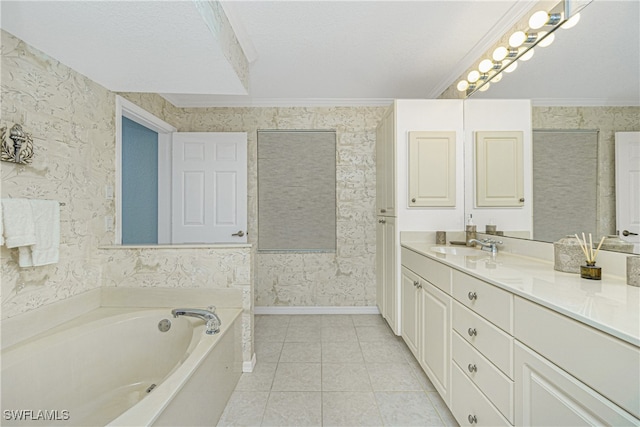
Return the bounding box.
[470,0,640,254]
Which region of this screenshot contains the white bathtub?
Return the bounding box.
[1,307,242,426]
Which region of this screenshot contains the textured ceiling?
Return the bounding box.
[0,1,248,95]
[1,1,636,106]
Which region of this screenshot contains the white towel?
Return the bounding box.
[1,198,36,248]
[18,200,60,267]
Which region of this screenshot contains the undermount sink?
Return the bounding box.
[430,246,481,256]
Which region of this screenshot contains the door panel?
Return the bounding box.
[616,132,640,248]
[172,132,247,243]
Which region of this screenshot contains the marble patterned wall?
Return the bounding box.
[172,106,387,307]
[1,30,115,319]
[532,106,640,237]
[0,30,252,336]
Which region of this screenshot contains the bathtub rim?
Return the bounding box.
[106,307,242,427]
[1,306,242,427]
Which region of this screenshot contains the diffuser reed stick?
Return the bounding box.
[574,233,606,264]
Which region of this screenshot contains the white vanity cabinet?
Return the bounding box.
[377,216,396,332]
[401,247,452,404]
[400,242,640,427]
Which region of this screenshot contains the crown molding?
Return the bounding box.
[160,94,394,108]
[429,0,538,99]
[532,98,640,107]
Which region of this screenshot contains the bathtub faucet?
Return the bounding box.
[171,306,221,335]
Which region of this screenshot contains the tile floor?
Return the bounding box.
[218,314,459,427]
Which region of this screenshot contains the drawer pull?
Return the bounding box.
[468,414,477,424]
[468,328,477,337]
[468,363,477,373]
[468,291,477,301]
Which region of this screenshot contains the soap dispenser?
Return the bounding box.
[465,214,477,247]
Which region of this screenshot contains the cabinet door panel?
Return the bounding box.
[376,219,385,315]
[384,110,395,214]
[515,296,640,418]
[515,342,638,426]
[408,131,456,207]
[401,267,419,356]
[421,283,452,405]
[383,217,397,333]
[475,131,524,207]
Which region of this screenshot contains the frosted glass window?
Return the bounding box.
[258,130,336,251]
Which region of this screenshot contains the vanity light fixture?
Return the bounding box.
[519,48,535,61]
[456,0,591,96]
[478,59,493,73]
[529,10,562,29]
[561,12,581,29]
[537,32,555,47]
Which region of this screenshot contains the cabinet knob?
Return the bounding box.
[468,363,477,373]
[468,415,477,424]
[468,328,477,337]
[380,209,387,213]
[413,281,419,287]
[411,198,416,203]
[519,197,525,202]
[467,291,477,301]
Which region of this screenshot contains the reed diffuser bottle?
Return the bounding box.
[575,233,605,280]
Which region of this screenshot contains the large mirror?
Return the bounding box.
[469,0,640,254]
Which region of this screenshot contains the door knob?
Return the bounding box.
[231,230,245,237]
[623,230,638,236]
[468,328,477,337]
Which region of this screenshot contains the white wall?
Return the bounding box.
[394,99,465,232]
[464,99,533,236]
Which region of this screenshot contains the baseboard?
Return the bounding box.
[254,306,381,315]
[243,353,256,373]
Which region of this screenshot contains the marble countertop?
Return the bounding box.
[401,242,640,347]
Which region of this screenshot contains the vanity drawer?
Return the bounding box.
[451,362,511,427]
[452,270,513,333]
[401,247,451,294]
[515,296,640,419]
[453,301,513,379]
[453,331,514,424]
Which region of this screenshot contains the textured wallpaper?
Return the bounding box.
[0,31,252,324]
[172,106,386,307]
[532,106,640,238]
[1,30,114,319]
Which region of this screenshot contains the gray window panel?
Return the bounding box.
[258,130,336,251]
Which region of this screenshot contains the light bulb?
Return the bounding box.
[492,73,503,83]
[478,59,493,73]
[457,80,469,92]
[479,83,491,92]
[538,32,555,47]
[492,46,508,61]
[467,70,480,83]
[509,31,526,48]
[519,48,535,61]
[529,10,549,29]
[562,13,580,29]
[504,61,518,73]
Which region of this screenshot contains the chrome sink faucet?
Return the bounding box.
[171,306,221,334]
[468,238,502,255]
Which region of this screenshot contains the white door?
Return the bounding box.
[172,132,247,244]
[615,132,640,247]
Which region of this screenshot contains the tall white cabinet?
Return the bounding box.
[375,100,464,334]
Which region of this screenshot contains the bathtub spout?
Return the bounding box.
[171,307,221,334]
